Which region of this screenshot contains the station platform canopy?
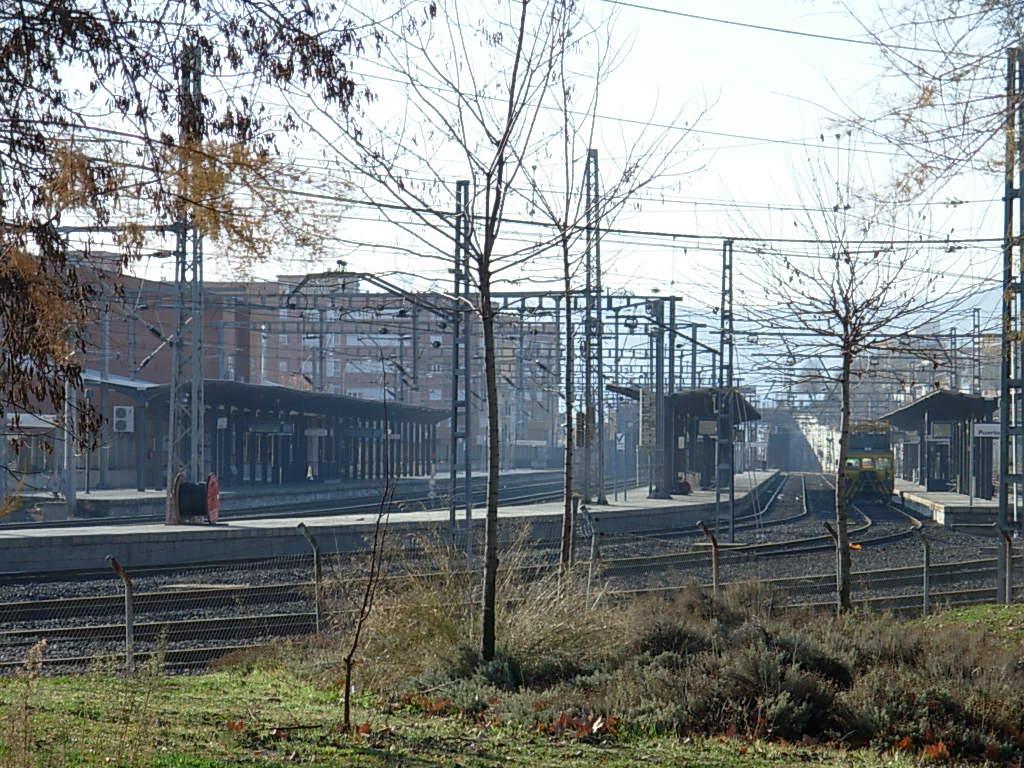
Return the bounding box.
[880,388,996,431]
[668,388,761,423]
[880,388,997,496]
[607,384,761,423]
[83,371,449,424]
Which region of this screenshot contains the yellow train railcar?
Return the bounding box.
[844,420,895,503]
[842,453,895,503]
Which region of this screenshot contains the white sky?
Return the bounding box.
[118,0,1008,396]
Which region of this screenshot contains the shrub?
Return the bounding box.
[271,553,1024,758]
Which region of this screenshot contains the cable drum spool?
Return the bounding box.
[178,481,208,520]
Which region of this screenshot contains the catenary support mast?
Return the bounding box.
[998,48,1023,600]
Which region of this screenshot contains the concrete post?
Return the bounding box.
[63,380,77,516]
[99,308,110,488]
[106,556,134,674]
[698,520,720,597]
[298,523,323,633]
[915,529,931,616]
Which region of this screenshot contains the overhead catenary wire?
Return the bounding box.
[600,0,966,56]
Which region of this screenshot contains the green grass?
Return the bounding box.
[0,665,922,768]
[8,574,1024,767]
[919,602,1024,639]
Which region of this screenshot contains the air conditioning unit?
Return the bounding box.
[112,405,134,433]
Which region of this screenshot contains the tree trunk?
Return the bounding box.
[836,349,853,612]
[479,267,500,661]
[560,237,575,571]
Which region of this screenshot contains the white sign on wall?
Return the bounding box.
[973,423,1000,438]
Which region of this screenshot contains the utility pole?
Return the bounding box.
[613,308,621,498]
[588,150,608,504]
[165,41,205,524]
[514,307,525,468]
[715,239,736,541]
[552,296,562,469]
[949,327,959,391]
[411,305,420,399]
[450,180,473,555]
[999,47,1024,601]
[99,306,110,488]
[0,422,7,503]
[317,308,326,391]
[973,308,982,395]
[649,299,670,498]
[582,159,594,503]
[668,298,676,394]
[63,379,77,515]
[690,323,698,389]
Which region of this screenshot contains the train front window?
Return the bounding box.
[845,458,860,469]
[875,457,892,470]
[860,457,874,469]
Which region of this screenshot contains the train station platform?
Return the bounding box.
[5,468,563,523]
[0,471,779,574]
[894,478,998,528]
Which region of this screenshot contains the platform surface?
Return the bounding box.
[12,467,556,504]
[0,471,778,573]
[894,478,996,527]
[6,467,563,522]
[2,471,775,539]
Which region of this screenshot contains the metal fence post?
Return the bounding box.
[823,522,840,616]
[915,529,931,616]
[297,523,322,633]
[583,507,600,602]
[1001,529,1014,604]
[106,556,134,675]
[697,520,720,596]
[570,497,581,568]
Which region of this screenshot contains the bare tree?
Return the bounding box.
[510,16,700,569]
[341,355,394,730]
[0,0,384,449]
[747,155,973,610]
[847,0,1023,196]
[302,0,598,661]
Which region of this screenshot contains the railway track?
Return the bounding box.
[598,473,899,576]
[2,557,1006,672]
[0,472,986,674]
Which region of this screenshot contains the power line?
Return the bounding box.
[602,0,956,55]
[345,68,909,159]
[260,185,1005,247]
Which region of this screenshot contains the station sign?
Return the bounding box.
[973,423,1000,438]
[698,419,717,436]
[616,432,626,452]
[249,420,295,435]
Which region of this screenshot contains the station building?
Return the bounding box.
[3,263,563,493]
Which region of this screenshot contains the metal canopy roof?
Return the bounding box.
[87,375,449,424]
[880,388,997,430]
[607,384,761,423]
[83,369,161,392]
[668,387,761,422]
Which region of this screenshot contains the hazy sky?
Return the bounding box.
[125,0,1007,393]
